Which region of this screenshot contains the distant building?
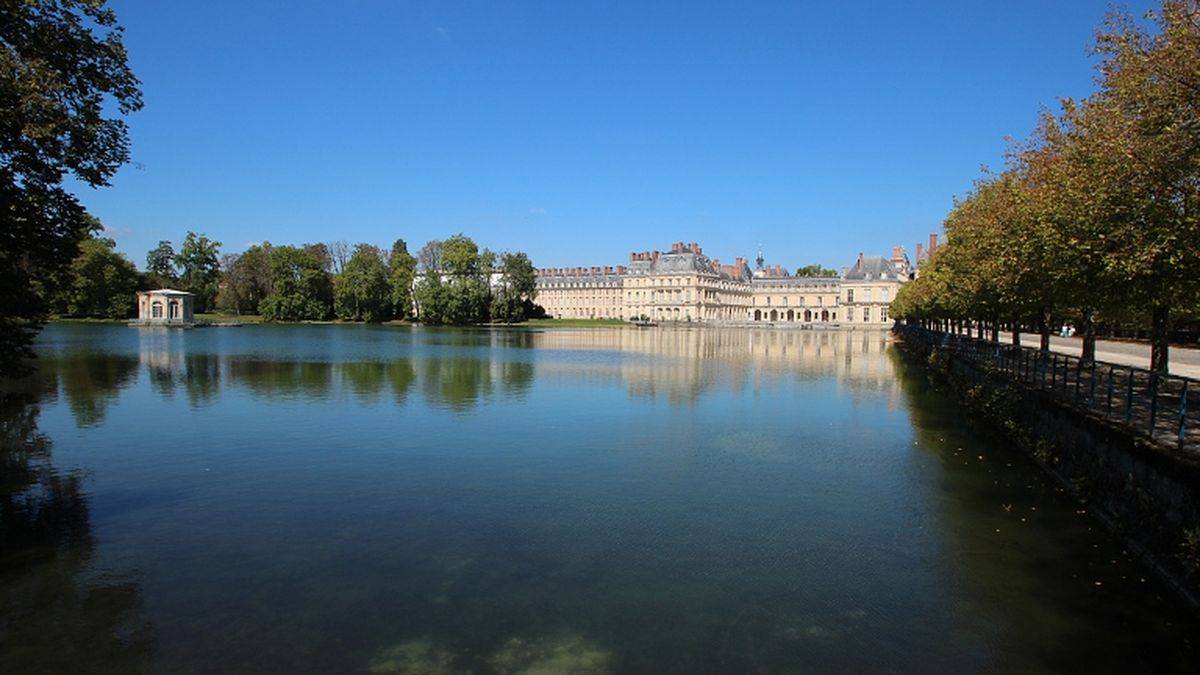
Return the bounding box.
[135,289,194,325]
[535,240,912,327]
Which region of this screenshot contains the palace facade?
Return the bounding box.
[535,241,915,327]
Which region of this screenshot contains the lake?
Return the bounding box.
[1,324,1196,673]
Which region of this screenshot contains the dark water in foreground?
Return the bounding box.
[1,324,1196,673]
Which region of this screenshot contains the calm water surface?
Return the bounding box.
[1,324,1196,673]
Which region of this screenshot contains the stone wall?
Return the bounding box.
[897,330,1200,608]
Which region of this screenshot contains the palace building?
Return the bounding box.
[534,241,913,327]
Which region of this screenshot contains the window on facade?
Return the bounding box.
[862,308,870,322]
[151,301,163,318]
[847,289,855,303]
[863,289,871,302]
[881,307,888,321]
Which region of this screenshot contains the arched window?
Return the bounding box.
[151,301,163,318]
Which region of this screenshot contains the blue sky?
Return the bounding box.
[84,0,1151,271]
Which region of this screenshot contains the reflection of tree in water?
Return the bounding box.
[421,357,492,412]
[227,358,334,400]
[340,361,388,402]
[0,393,154,671]
[888,348,1198,671]
[53,352,139,427]
[143,352,223,408]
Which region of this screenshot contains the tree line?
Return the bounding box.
[891,0,1200,373]
[53,232,542,325]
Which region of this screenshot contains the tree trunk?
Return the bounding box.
[1038,308,1051,353]
[990,317,999,343]
[1011,320,1021,346]
[1150,304,1170,374]
[1079,308,1096,362]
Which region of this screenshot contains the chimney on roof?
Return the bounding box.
[857,252,864,266]
[916,243,924,260]
[929,233,938,254]
[892,246,903,263]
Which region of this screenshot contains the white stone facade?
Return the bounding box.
[535,242,910,326]
[136,289,195,325]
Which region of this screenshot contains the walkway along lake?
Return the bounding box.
[1,324,1197,672]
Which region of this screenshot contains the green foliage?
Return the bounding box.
[259,246,333,321]
[414,274,447,324]
[0,0,141,375]
[175,231,222,312]
[441,234,480,277]
[145,240,176,281]
[413,235,506,325]
[334,244,392,322]
[58,237,139,319]
[444,278,491,325]
[215,244,273,314]
[491,252,537,323]
[794,264,838,278]
[388,239,416,319]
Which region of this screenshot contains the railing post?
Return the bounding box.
[1179,382,1189,451]
[1149,373,1159,437]
[1106,367,1114,416]
[1125,368,1135,424]
[1089,361,1096,406]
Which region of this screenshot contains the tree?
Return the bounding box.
[259,246,333,321]
[795,264,838,278]
[441,234,480,277]
[57,237,139,319]
[439,235,491,324]
[414,273,447,324]
[491,251,537,323]
[334,244,392,322]
[145,240,176,285]
[1087,0,1200,372]
[215,243,273,314]
[175,231,221,312]
[388,239,416,319]
[327,239,351,274]
[0,0,142,375]
[417,240,443,274]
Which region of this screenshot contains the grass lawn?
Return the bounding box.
[523,318,629,328]
[195,313,266,324]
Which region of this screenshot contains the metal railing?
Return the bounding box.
[897,325,1199,456]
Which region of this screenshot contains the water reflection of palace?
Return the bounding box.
[528,327,903,406]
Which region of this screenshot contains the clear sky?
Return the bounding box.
[84,0,1152,271]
